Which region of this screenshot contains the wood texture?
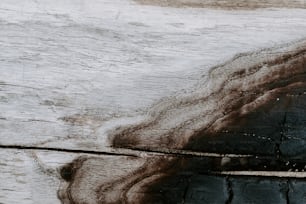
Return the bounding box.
[1,0,306,203]
[136,0,306,9]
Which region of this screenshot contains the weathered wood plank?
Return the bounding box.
[3,149,306,204]
[0,149,74,204]
[1,0,306,204]
[1,0,306,152]
[135,0,306,9]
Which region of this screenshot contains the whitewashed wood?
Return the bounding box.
[0,149,74,204]
[1,0,306,203]
[1,0,306,152]
[136,0,306,8]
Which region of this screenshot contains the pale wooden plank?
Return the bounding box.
[1,0,306,153]
[3,149,306,204]
[0,149,74,204]
[1,0,306,203]
[135,0,306,8]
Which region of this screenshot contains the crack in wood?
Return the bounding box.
[0,145,138,157]
[213,171,306,178]
[117,146,253,158]
[276,114,286,159]
[0,144,254,158]
[3,145,306,175]
[225,176,233,204]
[285,180,290,204]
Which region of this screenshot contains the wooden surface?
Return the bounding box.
[1,0,306,203]
[136,0,306,8]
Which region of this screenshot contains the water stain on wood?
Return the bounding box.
[58,41,306,204]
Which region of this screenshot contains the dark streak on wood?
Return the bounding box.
[225,176,233,204]
[0,145,138,157]
[134,0,306,9]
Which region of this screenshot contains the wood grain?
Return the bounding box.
[135,0,306,9]
[1,0,306,203]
